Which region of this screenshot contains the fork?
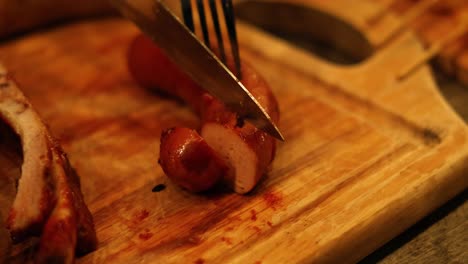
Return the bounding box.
[181,0,242,79]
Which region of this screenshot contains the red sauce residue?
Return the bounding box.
[6,210,16,229]
[267,221,273,227]
[252,226,261,233]
[134,209,150,223]
[221,237,233,245]
[138,229,153,241]
[128,209,151,229]
[194,258,205,264]
[263,190,283,210]
[250,209,257,221]
[255,261,262,264]
[225,226,234,232]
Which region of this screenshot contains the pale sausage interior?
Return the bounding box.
[202,123,258,194]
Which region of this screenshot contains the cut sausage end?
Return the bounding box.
[202,123,260,194]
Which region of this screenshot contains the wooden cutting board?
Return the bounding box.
[0,0,467,263]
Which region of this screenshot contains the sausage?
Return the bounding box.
[159,127,227,192]
[128,34,279,193]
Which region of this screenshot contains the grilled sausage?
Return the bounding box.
[128,34,279,193]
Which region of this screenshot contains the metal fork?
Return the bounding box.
[181,0,242,79]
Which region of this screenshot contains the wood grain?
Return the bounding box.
[362,190,467,263]
[0,0,467,263]
[359,71,468,264]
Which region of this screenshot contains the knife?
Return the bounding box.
[108,0,284,141]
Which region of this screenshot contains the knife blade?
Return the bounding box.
[108,0,284,141]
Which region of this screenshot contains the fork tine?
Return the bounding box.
[180,0,241,78]
[181,0,195,32]
[208,0,227,63]
[196,0,210,46]
[221,0,241,78]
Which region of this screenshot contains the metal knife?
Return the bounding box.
[108,0,284,141]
